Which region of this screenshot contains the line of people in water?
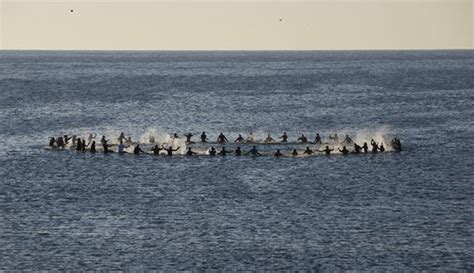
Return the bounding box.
[48,131,402,156]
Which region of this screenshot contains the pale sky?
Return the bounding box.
[0,0,473,50]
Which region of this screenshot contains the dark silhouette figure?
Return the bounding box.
[165,146,180,156]
[298,134,308,143]
[102,140,113,153]
[320,146,334,155]
[49,137,56,147]
[362,142,369,153]
[218,147,232,156]
[292,149,298,156]
[184,133,194,144]
[234,147,242,156]
[234,134,244,143]
[76,138,82,151]
[274,149,283,157]
[303,147,314,155]
[279,132,288,143]
[56,137,65,148]
[314,133,322,144]
[353,143,362,154]
[90,141,96,153]
[338,146,349,155]
[200,132,208,143]
[343,135,353,144]
[209,147,217,156]
[371,139,379,153]
[186,147,198,156]
[246,146,262,156]
[217,132,228,144]
[379,143,385,152]
[151,145,163,155]
[133,144,145,155]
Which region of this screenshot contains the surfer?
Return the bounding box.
[370,139,379,153]
[303,147,314,155]
[314,133,322,144]
[329,134,339,144]
[291,149,298,156]
[90,141,96,153]
[218,147,232,156]
[76,138,82,151]
[246,133,255,143]
[209,147,217,156]
[234,134,244,143]
[217,132,228,144]
[186,147,198,156]
[353,143,362,154]
[234,147,242,156]
[361,142,369,153]
[151,145,163,155]
[338,146,349,155]
[298,134,308,143]
[343,135,353,144]
[87,133,96,145]
[49,137,56,148]
[200,132,208,143]
[184,133,194,144]
[245,146,262,156]
[320,146,334,155]
[102,140,113,153]
[379,143,385,152]
[279,132,288,143]
[274,149,283,157]
[264,134,274,143]
[165,146,180,156]
[133,144,145,155]
[117,132,127,143]
[118,141,126,154]
[56,137,65,148]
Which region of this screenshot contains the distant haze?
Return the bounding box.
[0,0,472,50]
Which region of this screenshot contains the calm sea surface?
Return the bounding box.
[0,51,473,270]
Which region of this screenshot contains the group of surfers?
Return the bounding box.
[48,131,402,156]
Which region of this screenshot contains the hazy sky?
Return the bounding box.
[0,0,472,50]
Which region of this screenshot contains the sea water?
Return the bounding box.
[0,51,473,270]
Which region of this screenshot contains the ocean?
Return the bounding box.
[0,50,473,270]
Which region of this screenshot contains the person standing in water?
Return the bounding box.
[361,142,369,153]
[56,136,65,149]
[76,138,82,151]
[117,132,127,143]
[314,133,322,144]
[234,147,242,156]
[87,133,96,145]
[370,139,379,153]
[49,137,56,148]
[292,149,298,156]
[338,146,349,155]
[379,143,385,152]
[303,147,314,155]
[186,147,198,156]
[218,147,232,156]
[200,132,208,143]
[209,147,217,156]
[133,144,145,155]
[279,132,288,143]
[165,146,180,156]
[320,146,334,155]
[245,146,262,156]
[102,140,113,153]
[118,141,126,154]
[298,134,308,143]
[264,134,274,143]
[184,133,194,144]
[151,145,163,155]
[217,132,228,144]
[90,141,96,153]
[274,149,283,157]
[234,134,244,143]
[353,143,362,154]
